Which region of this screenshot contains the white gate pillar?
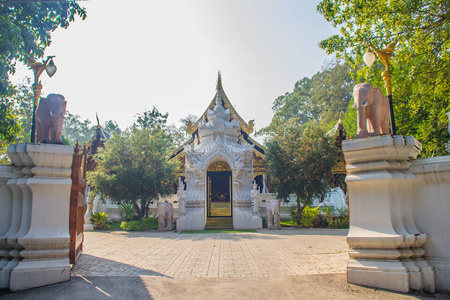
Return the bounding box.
[9,144,73,291]
[343,135,435,293]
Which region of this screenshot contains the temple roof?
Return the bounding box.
[186,72,255,136]
[86,115,111,172]
[326,112,349,141]
[170,72,265,161]
[86,114,111,155]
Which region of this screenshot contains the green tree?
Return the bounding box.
[103,120,121,136]
[134,107,168,130]
[264,119,338,224]
[317,0,450,156]
[0,1,86,95]
[62,112,96,146]
[168,114,198,148]
[0,1,86,148]
[87,128,179,219]
[0,81,33,162]
[135,107,196,149]
[263,60,356,134]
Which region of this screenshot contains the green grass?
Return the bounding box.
[179,229,257,234]
[92,221,124,231]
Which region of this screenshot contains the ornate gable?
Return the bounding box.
[170,72,266,177]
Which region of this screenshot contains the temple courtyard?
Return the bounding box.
[1,229,446,299]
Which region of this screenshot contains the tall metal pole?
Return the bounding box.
[382,69,396,136]
[369,40,398,136]
[31,82,42,143]
[28,56,54,143]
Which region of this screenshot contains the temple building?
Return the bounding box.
[171,73,267,230]
[326,113,349,195]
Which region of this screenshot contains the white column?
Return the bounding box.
[342,135,434,293]
[0,164,14,273]
[83,195,94,231]
[9,144,73,291]
[0,144,26,288]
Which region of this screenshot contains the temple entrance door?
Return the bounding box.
[207,162,232,217]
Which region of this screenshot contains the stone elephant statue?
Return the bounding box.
[158,202,173,231]
[265,199,281,230]
[36,94,67,144]
[352,83,390,138]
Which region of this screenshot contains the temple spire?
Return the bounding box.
[216,70,222,90]
[96,112,101,129]
[215,71,223,106]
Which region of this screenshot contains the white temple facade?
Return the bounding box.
[174,73,264,230]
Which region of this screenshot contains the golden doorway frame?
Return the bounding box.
[207,162,232,217]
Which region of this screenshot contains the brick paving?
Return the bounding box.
[72,228,349,279]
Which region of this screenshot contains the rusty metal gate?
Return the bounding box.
[69,143,87,265]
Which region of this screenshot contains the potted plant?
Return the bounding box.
[90,212,112,229]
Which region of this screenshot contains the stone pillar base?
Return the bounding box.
[348,259,409,293]
[233,210,262,229]
[176,209,205,231]
[342,135,435,293]
[158,226,174,231]
[83,224,94,231]
[9,259,70,291]
[0,260,19,288]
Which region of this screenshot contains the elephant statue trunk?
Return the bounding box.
[36,94,67,144]
[353,83,390,138]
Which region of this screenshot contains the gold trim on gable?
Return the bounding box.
[207,161,232,172]
[186,76,254,135]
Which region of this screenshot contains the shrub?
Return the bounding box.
[321,206,349,229]
[298,205,321,227]
[120,202,135,220]
[90,212,112,229]
[120,216,159,231]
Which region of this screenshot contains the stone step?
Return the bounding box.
[205,218,233,229]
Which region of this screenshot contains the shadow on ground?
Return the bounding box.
[1,273,447,300]
[0,276,154,299]
[72,254,171,277]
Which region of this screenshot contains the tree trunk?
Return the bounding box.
[296,190,301,226]
[132,199,140,219]
[138,199,146,220]
[144,200,150,218]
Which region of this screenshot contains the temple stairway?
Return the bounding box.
[205,217,233,229]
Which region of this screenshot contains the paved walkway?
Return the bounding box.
[72,228,348,279]
[2,228,444,299]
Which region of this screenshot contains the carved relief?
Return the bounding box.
[183,88,254,215]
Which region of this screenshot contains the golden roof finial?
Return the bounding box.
[338,111,343,125]
[96,112,101,129]
[216,70,222,90]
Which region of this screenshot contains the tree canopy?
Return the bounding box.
[87,127,179,219]
[264,119,338,223]
[259,60,356,137]
[317,0,450,156]
[62,112,96,145]
[0,1,86,151]
[0,81,33,162]
[0,1,86,95]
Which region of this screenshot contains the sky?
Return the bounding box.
[11,0,338,141]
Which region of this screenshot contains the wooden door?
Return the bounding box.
[69,143,87,265]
